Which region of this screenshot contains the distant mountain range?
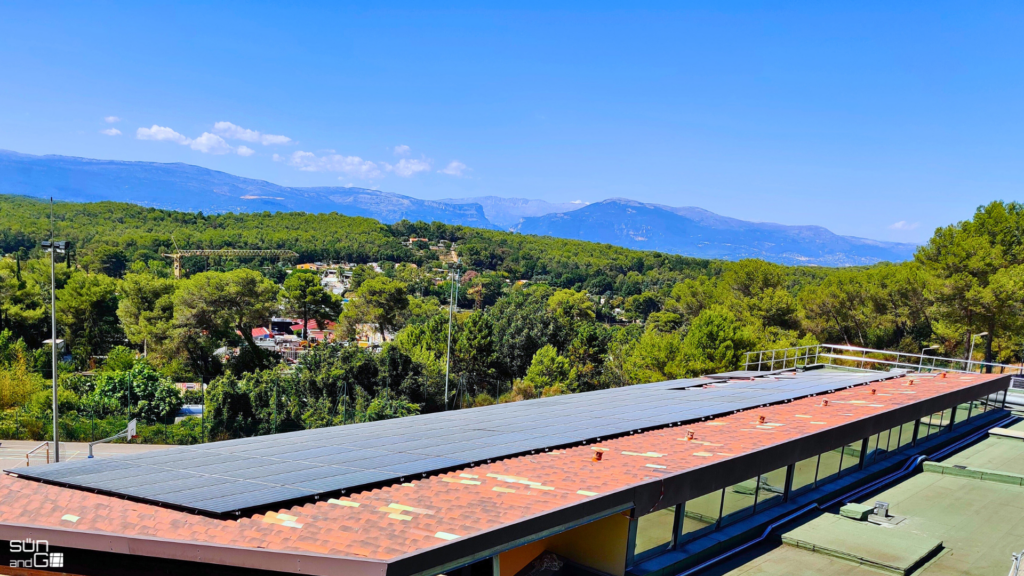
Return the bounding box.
[514,199,916,266]
[440,196,588,228]
[0,150,917,266]
[0,150,493,228]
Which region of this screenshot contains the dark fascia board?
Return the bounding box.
[0,522,386,576]
[643,374,1012,512]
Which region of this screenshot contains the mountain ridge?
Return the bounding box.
[514,199,917,266]
[0,149,495,228]
[440,195,588,228]
[0,149,916,266]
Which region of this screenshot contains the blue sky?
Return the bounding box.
[0,1,1021,243]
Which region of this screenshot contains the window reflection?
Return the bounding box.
[817,447,842,484]
[679,490,722,543]
[839,439,861,476]
[634,506,676,557]
[790,455,818,496]
[719,477,757,527]
[755,467,787,512]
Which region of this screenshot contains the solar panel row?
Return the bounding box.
[9,369,891,514]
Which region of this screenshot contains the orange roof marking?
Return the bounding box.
[0,373,1002,561]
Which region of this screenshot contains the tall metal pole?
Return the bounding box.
[49,198,60,463]
[968,332,987,372]
[443,265,457,410]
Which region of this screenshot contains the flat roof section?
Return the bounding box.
[0,372,1005,576]
[719,410,1024,576]
[8,370,890,514]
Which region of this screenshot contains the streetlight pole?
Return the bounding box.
[443,263,458,410]
[45,199,60,462]
[968,332,988,373]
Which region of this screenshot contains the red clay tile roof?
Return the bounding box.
[0,372,1004,573]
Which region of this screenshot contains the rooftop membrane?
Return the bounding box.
[719,418,1024,576]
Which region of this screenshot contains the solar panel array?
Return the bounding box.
[9,369,890,515]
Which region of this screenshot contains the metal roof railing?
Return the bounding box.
[743,343,1024,375]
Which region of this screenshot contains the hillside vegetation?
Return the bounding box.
[1,194,1022,443]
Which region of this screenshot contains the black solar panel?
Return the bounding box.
[8,369,893,515]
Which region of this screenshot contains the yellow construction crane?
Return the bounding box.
[162,249,298,279]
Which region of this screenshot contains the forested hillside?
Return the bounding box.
[1,195,1021,444]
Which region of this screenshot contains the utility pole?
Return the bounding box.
[443,263,459,410]
[47,199,60,462]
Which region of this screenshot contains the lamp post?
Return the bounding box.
[968,332,988,373]
[919,346,938,371]
[40,198,70,462]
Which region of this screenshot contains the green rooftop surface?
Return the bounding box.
[839,503,874,521]
[720,421,1024,576]
[782,514,941,575]
[933,419,1024,477]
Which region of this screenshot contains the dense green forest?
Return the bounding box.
[1,194,1022,443]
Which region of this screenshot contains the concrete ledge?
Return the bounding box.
[782,515,942,576]
[923,461,1024,486]
[839,503,873,520]
[989,427,1024,441]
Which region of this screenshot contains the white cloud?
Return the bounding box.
[137,125,191,145]
[100,128,122,136]
[272,153,283,162]
[189,132,233,155]
[135,124,258,156]
[438,160,468,177]
[104,116,121,124]
[385,158,432,177]
[287,150,381,179]
[393,144,411,156]
[213,121,291,145]
[888,221,920,231]
[260,134,292,145]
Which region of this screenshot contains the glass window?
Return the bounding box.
[864,434,879,465]
[817,447,842,485]
[719,477,758,527]
[874,429,889,462]
[937,408,953,435]
[992,391,1006,409]
[899,421,915,449]
[634,506,676,557]
[953,402,971,428]
[839,439,862,476]
[974,396,990,415]
[791,455,818,496]
[679,490,722,543]
[918,414,934,440]
[755,466,787,512]
[887,425,901,452]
